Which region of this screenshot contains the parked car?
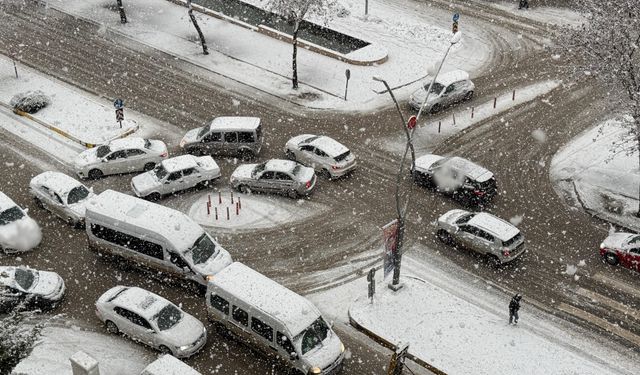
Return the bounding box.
[230,159,317,198]
[131,155,221,201]
[409,69,474,112]
[436,209,525,265]
[600,232,640,272]
[0,192,41,254]
[74,137,168,180]
[0,266,65,312]
[412,154,496,205]
[180,116,263,160]
[29,171,95,227]
[284,134,357,179]
[96,286,207,358]
[140,354,201,375]
[207,262,345,375]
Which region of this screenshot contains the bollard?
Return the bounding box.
[471,106,474,118]
[208,194,211,206]
[493,97,497,108]
[226,206,230,220]
[238,196,242,210]
[512,89,516,101]
[236,202,239,215]
[207,201,210,215]
[231,191,234,204]
[452,113,456,126]
[215,207,218,221]
[438,121,441,133]
[218,191,222,204]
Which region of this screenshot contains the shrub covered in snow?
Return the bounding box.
[10,90,51,114]
[0,308,44,374]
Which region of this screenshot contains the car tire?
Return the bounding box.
[320,169,332,180]
[105,320,119,334]
[288,190,299,199]
[34,197,44,209]
[285,150,296,161]
[430,103,442,114]
[159,345,173,356]
[238,185,250,194]
[464,91,474,101]
[604,252,619,266]
[146,192,161,202]
[143,162,156,172]
[88,169,103,180]
[436,229,453,245]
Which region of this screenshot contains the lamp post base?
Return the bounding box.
[388,282,404,292]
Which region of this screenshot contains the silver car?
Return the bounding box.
[131,155,221,201]
[96,286,207,358]
[436,209,525,265]
[0,266,65,312]
[230,159,317,198]
[29,171,95,227]
[409,69,475,113]
[284,134,357,179]
[74,137,168,180]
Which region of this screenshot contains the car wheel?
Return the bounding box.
[238,185,251,194]
[105,320,119,334]
[430,103,442,114]
[288,190,299,199]
[146,192,161,202]
[143,162,156,172]
[285,150,296,161]
[464,90,474,101]
[320,169,332,180]
[486,254,502,267]
[33,197,44,209]
[159,345,173,356]
[604,252,619,266]
[437,229,453,245]
[88,169,103,180]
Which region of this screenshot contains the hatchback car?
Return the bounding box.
[600,232,640,272]
[29,171,95,227]
[0,266,65,312]
[0,192,41,254]
[412,154,496,205]
[409,70,474,113]
[96,286,207,358]
[284,134,357,179]
[131,155,221,201]
[230,159,316,198]
[74,137,168,180]
[436,209,525,265]
[180,116,262,160]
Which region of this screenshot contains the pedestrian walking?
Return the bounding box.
[509,293,522,325]
[518,0,529,10]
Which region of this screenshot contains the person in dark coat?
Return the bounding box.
[509,293,522,324]
[518,0,529,10]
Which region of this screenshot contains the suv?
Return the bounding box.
[409,70,474,113]
[436,209,525,265]
[180,117,262,160]
[284,134,356,179]
[412,154,496,205]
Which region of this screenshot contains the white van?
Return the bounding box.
[206,262,345,375]
[180,117,263,161]
[85,190,232,286]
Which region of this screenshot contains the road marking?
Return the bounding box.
[593,272,640,300]
[575,287,640,321]
[557,303,640,347]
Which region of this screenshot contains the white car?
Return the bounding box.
[409,69,475,112]
[0,192,41,254]
[74,137,168,180]
[284,134,357,179]
[131,155,221,201]
[96,286,207,358]
[0,266,65,312]
[29,171,95,227]
[230,159,317,198]
[140,355,201,375]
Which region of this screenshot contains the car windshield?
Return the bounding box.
[503,233,523,247]
[425,82,445,95]
[153,165,168,180]
[15,268,37,290]
[334,151,351,162]
[455,213,474,225]
[186,233,217,265]
[299,317,330,355]
[252,163,266,177]
[96,145,111,158]
[154,304,183,331]
[67,185,91,205]
[0,206,25,225]
[197,125,209,139]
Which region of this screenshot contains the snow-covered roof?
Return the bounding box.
[435,70,470,86]
[161,155,198,173]
[30,171,83,197]
[111,286,168,319]
[0,192,17,212]
[468,213,519,241]
[446,157,493,182]
[86,190,204,253]
[108,137,146,151]
[308,136,349,158]
[141,355,201,375]
[211,262,321,337]
[264,159,297,173]
[210,117,261,131]
[414,154,445,171]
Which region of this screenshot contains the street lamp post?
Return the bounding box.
[373,31,462,290]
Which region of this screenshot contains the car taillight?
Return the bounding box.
[502,248,510,257]
[160,151,168,158]
[473,190,485,196]
[306,181,312,188]
[331,165,340,170]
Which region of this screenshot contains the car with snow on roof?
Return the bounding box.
[599,232,640,272]
[0,266,65,312]
[29,171,95,228]
[284,134,356,179]
[180,116,263,161]
[230,159,317,198]
[409,69,475,113]
[0,192,41,254]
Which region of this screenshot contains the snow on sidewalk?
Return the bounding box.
[308,252,638,375]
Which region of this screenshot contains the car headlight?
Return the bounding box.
[340,343,345,353]
[309,367,322,374]
[179,344,191,351]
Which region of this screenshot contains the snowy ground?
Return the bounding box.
[12,321,153,375]
[186,189,327,232]
[308,250,639,375]
[550,118,640,231]
[488,0,585,26]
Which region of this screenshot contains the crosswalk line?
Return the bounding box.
[593,272,640,300]
[557,303,640,347]
[575,287,640,321]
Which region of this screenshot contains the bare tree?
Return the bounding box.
[187,0,209,55]
[560,1,640,216]
[266,0,336,89]
[116,0,127,24]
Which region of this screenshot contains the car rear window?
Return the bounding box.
[144,139,152,149]
[503,233,523,247]
[455,213,474,225]
[334,151,351,162]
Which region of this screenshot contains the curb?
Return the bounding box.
[0,100,138,148]
[347,304,448,375]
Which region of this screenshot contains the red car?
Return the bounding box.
[599,232,640,272]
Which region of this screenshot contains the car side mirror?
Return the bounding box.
[23,207,29,214]
[454,227,460,234]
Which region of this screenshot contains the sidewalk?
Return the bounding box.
[308,252,639,375]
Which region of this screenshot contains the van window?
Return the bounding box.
[90,224,164,260]
[277,332,295,354]
[204,132,221,142]
[210,294,229,315]
[238,132,255,143]
[232,305,248,326]
[224,132,238,143]
[251,317,273,342]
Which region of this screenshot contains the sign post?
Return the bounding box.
[452,13,460,33]
[114,98,125,129]
[367,268,376,303]
[344,69,351,101]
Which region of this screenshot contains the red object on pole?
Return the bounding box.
[231,191,234,204]
[471,107,474,118]
[452,113,456,126]
[215,207,218,221]
[493,97,497,108]
[226,207,230,220]
[218,191,222,204]
[238,196,242,210]
[236,202,239,215]
[512,90,516,101]
[407,115,417,130]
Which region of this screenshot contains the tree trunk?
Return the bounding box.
[116,0,127,24]
[189,9,209,55]
[291,21,299,90]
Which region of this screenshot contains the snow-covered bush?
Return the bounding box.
[10,90,51,114]
[0,309,44,374]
